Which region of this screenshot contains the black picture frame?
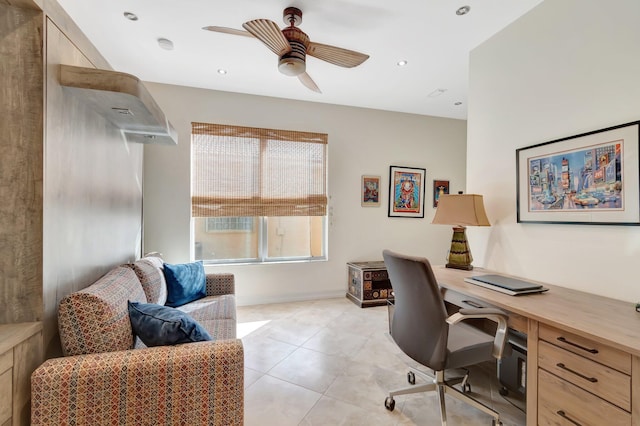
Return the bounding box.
[388,165,426,218]
[516,120,640,225]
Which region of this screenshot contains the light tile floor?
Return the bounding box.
[238,298,526,426]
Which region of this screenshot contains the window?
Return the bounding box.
[191,123,328,263]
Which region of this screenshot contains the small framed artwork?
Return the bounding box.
[433,180,450,207]
[361,175,381,207]
[516,119,640,225]
[388,165,426,218]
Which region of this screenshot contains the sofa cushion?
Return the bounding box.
[178,295,236,321]
[58,266,147,356]
[196,318,237,340]
[128,256,168,305]
[128,301,212,346]
[177,294,237,339]
[164,261,206,307]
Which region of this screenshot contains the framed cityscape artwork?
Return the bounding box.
[361,175,381,207]
[433,180,449,207]
[516,120,640,225]
[388,166,426,218]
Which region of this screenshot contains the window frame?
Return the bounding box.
[193,216,328,265]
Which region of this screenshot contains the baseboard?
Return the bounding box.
[237,290,345,307]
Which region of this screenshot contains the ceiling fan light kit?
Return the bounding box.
[204,6,369,93]
[278,26,309,76]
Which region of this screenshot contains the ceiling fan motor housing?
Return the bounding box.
[278,27,309,76]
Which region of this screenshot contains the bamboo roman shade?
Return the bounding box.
[191,122,328,217]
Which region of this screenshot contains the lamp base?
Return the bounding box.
[445,262,474,271]
[445,226,474,270]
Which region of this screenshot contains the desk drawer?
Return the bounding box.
[538,340,630,411]
[538,369,630,426]
[539,323,631,374]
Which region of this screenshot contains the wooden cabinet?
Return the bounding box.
[537,323,632,425]
[0,323,43,426]
[346,261,393,307]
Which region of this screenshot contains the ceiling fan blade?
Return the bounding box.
[242,19,291,56]
[307,42,369,68]
[298,72,322,94]
[202,26,254,38]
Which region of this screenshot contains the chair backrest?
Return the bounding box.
[383,249,450,371]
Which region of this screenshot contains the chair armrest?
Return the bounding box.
[206,272,235,296]
[31,339,244,425]
[446,308,509,359]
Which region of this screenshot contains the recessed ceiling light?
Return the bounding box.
[456,6,471,16]
[428,88,447,98]
[397,60,408,67]
[217,69,227,75]
[157,38,174,50]
[454,101,463,106]
[123,11,138,21]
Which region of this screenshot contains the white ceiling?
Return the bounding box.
[56,0,542,120]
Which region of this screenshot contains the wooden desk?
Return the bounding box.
[433,266,640,426]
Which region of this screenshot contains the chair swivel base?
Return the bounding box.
[383,369,502,426]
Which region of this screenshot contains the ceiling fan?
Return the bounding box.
[203,7,370,93]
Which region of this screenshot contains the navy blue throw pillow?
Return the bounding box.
[128,301,212,347]
[163,261,206,307]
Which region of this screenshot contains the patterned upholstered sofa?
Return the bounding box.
[30,255,244,425]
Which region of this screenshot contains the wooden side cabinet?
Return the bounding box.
[0,323,43,426]
[346,261,393,307]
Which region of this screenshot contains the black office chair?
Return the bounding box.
[382,249,509,426]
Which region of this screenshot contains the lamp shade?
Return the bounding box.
[432,194,491,227]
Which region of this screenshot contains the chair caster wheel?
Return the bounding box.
[384,396,396,411]
[463,383,471,393]
[491,420,503,426]
[407,371,416,385]
[499,386,508,396]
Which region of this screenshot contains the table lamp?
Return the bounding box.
[431,193,490,270]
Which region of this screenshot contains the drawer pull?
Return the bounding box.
[556,410,582,426]
[462,300,484,308]
[557,336,599,354]
[556,363,598,383]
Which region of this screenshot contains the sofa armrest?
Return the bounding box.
[206,273,235,296]
[31,339,244,425]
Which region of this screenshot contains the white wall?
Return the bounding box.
[468,0,640,302]
[143,84,467,305]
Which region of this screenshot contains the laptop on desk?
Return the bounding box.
[464,274,549,296]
